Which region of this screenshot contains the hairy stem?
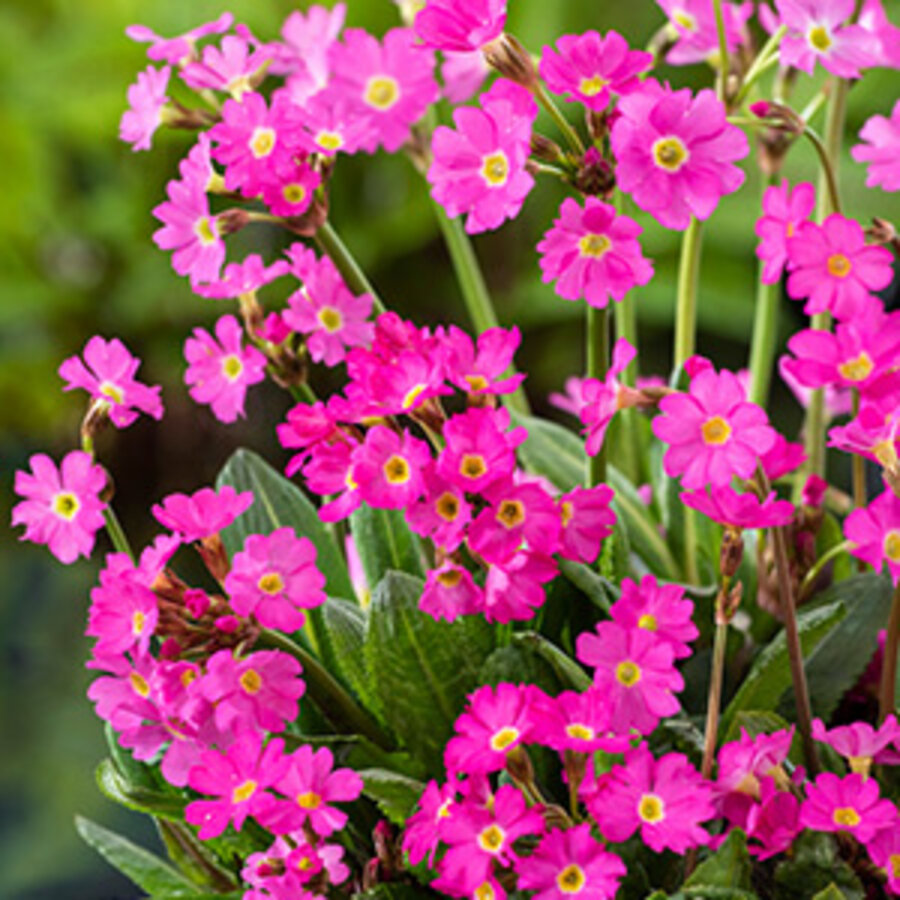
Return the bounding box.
[533,81,585,156]
[880,583,900,723]
[701,615,729,779]
[748,174,780,407]
[315,221,386,315]
[586,305,610,487]
[674,217,704,367]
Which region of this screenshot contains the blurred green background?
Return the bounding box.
[1,0,898,896]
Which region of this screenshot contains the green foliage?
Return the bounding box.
[683,829,754,895]
[773,832,864,900]
[358,768,426,826]
[95,758,187,822]
[350,504,427,586]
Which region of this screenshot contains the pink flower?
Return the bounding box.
[845,489,900,584]
[558,485,616,564]
[181,34,272,97]
[515,824,626,900]
[441,325,525,397]
[151,484,253,542]
[420,563,484,622]
[610,575,698,659]
[289,89,370,156]
[303,440,362,522]
[119,64,170,151]
[775,0,879,79]
[193,254,289,301]
[576,622,683,735]
[87,558,159,657]
[760,433,807,481]
[800,772,898,842]
[653,368,777,489]
[260,160,321,218]
[414,0,507,52]
[812,715,900,774]
[224,527,326,633]
[682,486,795,530]
[403,778,460,866]
[852,99,900,192]
[183,314,268,423]
[483,552,557,623]
[611,79,748,231]
[442,50,490,104]
[58,336,163,428]
[429,79,537,234]
[755,180,817,284]
[350,426,431,510]
[579,339,642,457]
[866,827,900,896]
[329,28,438,153]
[539,31,651,111]
[186,732,287,840]
[529,688,631,755]
[746,778,802,860]
[781,356,854,420]
[126,14,234,65]
[656,0,753,65]
[786,214,894,320]
[405,467,472,552]
[857,0,900,69]
[12,451,106,564]
[537,198,654,307]
[587,744,714,852]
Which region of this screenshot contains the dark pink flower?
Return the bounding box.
[405,466,472,552]
[845,489,900,584]
[12,451,106,564]
[558,485,616,564]
[800,772,898,842]
[403,778,460,866]
[87,558,159,656]
[529,688,631,755]
[303,440,362,522]
[441,325,525,397]
[414,0,507,52]
[755,180,816,284]
[610,575,698,659]
[261,160,321,218]
[151,484,253,542]
[483,551,557,623]
[812,715,900,774]
[350,426,431,510]
[420,563,483,622]
[852,99,900,192]
[579,339,642,457]
[866,827,900,896]
[682,486,795,531]
[746,777,802,860]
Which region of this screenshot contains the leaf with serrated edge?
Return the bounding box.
[359,768,425,825]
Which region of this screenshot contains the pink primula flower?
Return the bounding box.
[558,484,616,564]
[812,715,900,774]
[224,527,326,633]
[59,336,163,428]
[755,180,817,284]
[760,433,807,481]
[87,558,159,657]
[867,828,900,896]
[529,688,631,755]
[515,824,626,900]
[420,562,484,621]
[537,197,654,307]
[653,367,776,489]
[120,64,171,152]
[746,777,803,860]
[610,575,698,659]
[611,79,748,231]
[12,451,106,564]
[442,50,490,104]
[846,489,900,584]
[429,79,537,234]
[151,484,253,542]
[857,0,900,68]
[303,440,362,522]
[403,778,461,866]
[852,99,900,192]
[786,214,894,320]
[193,254,290,300]
[405,466,472,552]
[184,314,268,423]
[539,30,652,110]
[181,34,272,97]
[483,551,557,623]
[414,0,507,52]
[441,325,525,397]
[800,772,898,842]
[656,0,753,65]
[682,486,795,531]
[267,3,346,93]
[351,426,431,510]
[126,13,234,65]
[260,159,321,218]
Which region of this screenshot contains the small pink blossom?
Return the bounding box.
[12,451,107,564]
[403,778,460,866]
[682,486,795,531]
[558,484,616,563]
[852,99,900,192]
[193,254,290,300]
[656,0,753,65]
[845,489,900,584]
[184,314,268,423]
[579,339,642,457]
[303,440,362,523]
[120,65,171,151]
[289,89,371,156]
[760,433,807,481]
[746,778,802,860]
[351,426,431,510]
[126,14,234,66]
[405,467,472,552]
[442,50,490,103]
[261,160,321,218]
[529,688,631,755]
[414,0,507,52]
[610,575,698,659]
[86,559,159,657]
[812,715,900,773]
[483,551,557,623]
[421,562,484,622]
[858,0,900,69]
[442,325,525,396]
[537,198,654,307]
[755,180,816,284]
[866,827,900,896]
[181,34,273,97]
[800,772,898,842]
[151,484,253,542]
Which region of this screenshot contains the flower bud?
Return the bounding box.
[720,526,744,579]
[483,34,538,91]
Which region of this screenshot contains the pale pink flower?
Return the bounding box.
[845,489,900,584]
[656,0,753,65]
[414,0,507,52]
[852,99,900,192]
[181,34,272,96]
[442,50,490,104]
[193,254,289,300]
[126,14,234,65]
[120,64,171,151]
[755,180,817,284]
[812,715,900,773]
[857,0,900,69]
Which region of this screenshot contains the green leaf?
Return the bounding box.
[558,558,618,613]
[95,758,187,821]
[721,600,846,738]
[359,768,426,825]
[811,886,849,900]
[511,632,591,691]
[216,447,354,599]
[75,815,202,897]
[321,597,379,714]
[364,572,495,773]
[684,829,753,893]
[774,831,864,900]
[155,819,238,894]
[355,884,442,900]
[510,411,583,490]
[350,504,425,585]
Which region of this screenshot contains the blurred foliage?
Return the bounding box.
[0,0,898,897]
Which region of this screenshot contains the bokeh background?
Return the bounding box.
[1,0,898,897]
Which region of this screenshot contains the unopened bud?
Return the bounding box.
[531,132,564,163]
[505,745,535,785]
[720,527,745,579]
[586,109,612,144]
[482,34,538,90]
[573,147,615,198]
[282,195,329,238]
[218,208,251,236]
[81,398,111,446]
[719,581,743,625]
[199,533,231,582]
[542,804,569,831]
[866,216,898,248]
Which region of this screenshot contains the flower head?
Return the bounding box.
[852,99,900,192]
[152,484,253,542]
[120,64,171,151]
[610,575,698,659]
[682,486,795,530]
[800,772,898,842]
[845,489,900,584]
[755,180,816,284]
[126,13,234,65]
[414,0,507,52]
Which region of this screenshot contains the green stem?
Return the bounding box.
[804,126,842,217]
[586,305,610,487]
[674,218,704,367]
[432,205,531,415]
[748,173,780,407]
[701,617,729,779]
[732,25,787,108]
[103,506,135,563]
[798,539,853,600]
[712,0,730,102]
[533,81,585,156]
[259,628,393,750]
[879,582,900,723]
[288,382,318,405]
[314,221,386,315]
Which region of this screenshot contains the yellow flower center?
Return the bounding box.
[481,151,510,187]
[364,75,400,110]
[258,572,285,595]
[240,668,263,695]
[317,306,343,333]
[99,381,124,405]
[296,790,322,809]
[477,824,506,853]
[884,531,900,562]
[701,415,732,446]
[832,806,861,828]
[489,726,520,752]
[316,131,344,152]
[132,611,146,636]
[402,383,428,410]
[827,253,852,278]
[638,613,658,632]
[838,352,874,383]
[652,136,689,172]
[474,883,495,900]
[560,500,574,527]
[436,493,460,522]
[565,723,595,741]
[809,25,833,52]
[52,492,80,520]
[890,854,900,881]
[232,779,258,803]
[384,455,411,485]
[460,454,487,480]
[181,669,197,688]
[579,74,609,97]
[616,660,642,687]
[638,793,666,823]
[672,9,698,30]
[194,216,218,245]
[465,374,489,393]
[250,127,277,158]
[222,355,244,381]
[282,183,307,205]
[579,233,611,258]
[437,567,463,588]
[129,672,151,697]
[557,864,586,894]
[297,856,315,871]
[496,499,526,529]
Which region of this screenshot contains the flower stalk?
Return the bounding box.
[315,221,386,315]
[586,305,610,486]
[674,217,704,368]
[880,582,900,723]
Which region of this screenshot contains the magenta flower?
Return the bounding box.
[610,575,698,659]
[291,89,370,156]
[653,368,777,489]
[181,34,273,97]
[576,622,683,735]
[539,30,651,111]
[12,451,106,564]
[260,159,320,218]
[59,336,163,428]
[867,827,900,896]
[303,440,362,522]
[852,99,900,192]
[760,433,807,481]
[529,688,631,755]
[193,253,290,301]
[858,0,900,68]
[87,560,159,657]
[812,715,900,774]
[403,778,460,866]
[442,325,525,397]
[483,551,557,623]
[126,13,234,65]
[330,28,438,153]
[350,426,431,510]
[515,824,626,900]
[656,0,752,65]
[224,527,326,633]
[755,180,816,284]
[611,79,748,231]
[405,467,472,552]
[151,484,253,542]
[119,64,170,152]
[183,314,268,423]
[420,563,484,622]
[845,489,900,584]
[746,778,802,860]
[185,732,287,840]
[786,214,894,320]
[537,197,654,307]
[682,486,795,531]
[587,744,714,852]
[558,485,616,564]
[800,772,898,842]
[263,744,363,836]
[442,49,490,104]
[429,79,537,234]
[414,0,507,52]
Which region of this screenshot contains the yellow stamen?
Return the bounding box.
[250,127,276,158]
[652,136,689,172]
[827,253,852,278]
[496,499,525,529]
[99,381,124,405]
[194,217,218,245]
[437,568,463,588]
[317,307,343,333]
[672,9,697,30]
[258,572,285,595]
[832,806,861,828]
[460,454,487,480]
[222,355,244,380]
[579,75,609,97]
[701,415,732,446]
[474,883,495,900]
[232,779,258,803]
[282,183,307,206]
[556,864,586,894]
[884,531,900,562]
[565,723,595,741]
[615,660,642,687]
[838,352,874,383]
[296,791,322,809]
[402,383,427,410]
[129,672,150,697]
[809,25,832,52]
[481,151,510,187]
[465,374,489,393]
[435,493,460,522]
[489,726,520,752]
[364,75,400,110]
[240,668,263,694]
[317,131,344,152]
[383,455,411,485]
[477,824,505,853]
[638,793,666,823]
[52,492,80,520]
[579,233,611,258]
[638,613,658,632]
[132,611,146,636]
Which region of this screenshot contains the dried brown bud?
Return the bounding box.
[573,151,615,198]
[866,216,898,248]
[586,109,611,144]
[717,581,743,625]
[199,533,231,583]
[281,194,330,238]
[505,745,535,785]
[531,132,564,163]
[720,527,745,579]
[482,34,539,91]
